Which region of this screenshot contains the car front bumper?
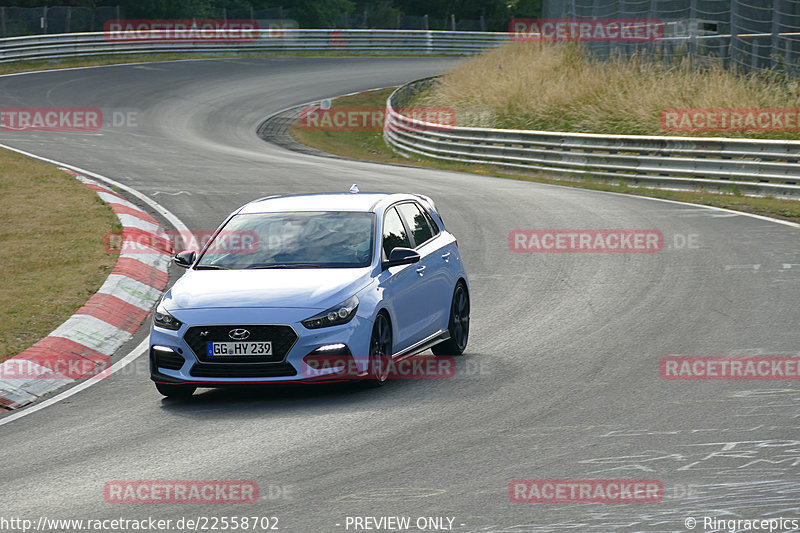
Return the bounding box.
[149,307,374,386]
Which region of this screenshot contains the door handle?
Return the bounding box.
[441,252,451,262]
[415,266,426,276]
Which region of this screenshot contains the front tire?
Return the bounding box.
[155,383,196,398]
[432,282,469,356]
[364,312,392,387]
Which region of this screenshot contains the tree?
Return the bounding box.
[288,0,355,28]
[96,0,215,18]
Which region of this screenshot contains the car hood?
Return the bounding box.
[161,267,374,311]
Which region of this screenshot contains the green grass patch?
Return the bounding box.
[290,87,411,164]
[0,151,117,361]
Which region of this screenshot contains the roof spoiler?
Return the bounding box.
[413,193,436,212]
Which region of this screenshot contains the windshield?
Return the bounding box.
[195,211,375,270]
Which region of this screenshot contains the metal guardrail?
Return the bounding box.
[0,29,509,62]
[384,78,800,197]
[4,27,793,63]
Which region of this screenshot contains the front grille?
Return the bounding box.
[189,362,297,378]
[184,325,297,363]
[153,349,185,370]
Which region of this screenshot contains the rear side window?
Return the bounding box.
[382,207,411,258]
[396,202,434,247]
[421,206,440,236]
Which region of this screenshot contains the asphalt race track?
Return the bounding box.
[0,57,799,532]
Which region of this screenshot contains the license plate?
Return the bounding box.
[206,341,272,356]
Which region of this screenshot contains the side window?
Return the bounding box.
[396,202,434,247]
[382,207,411,258]
[422,208,440,236]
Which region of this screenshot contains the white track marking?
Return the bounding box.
[0,57,238,79]
[0,339,148,427]
[547,182,800,229]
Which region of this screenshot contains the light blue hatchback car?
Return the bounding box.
[149,188,470,397]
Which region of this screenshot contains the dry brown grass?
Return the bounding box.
[0,150,117,361]
[417,42,800,139]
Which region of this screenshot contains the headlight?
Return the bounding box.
[302,295,359,329]
[153,306,183,331]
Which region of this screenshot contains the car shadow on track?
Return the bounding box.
[155,353,489,419]
[156,381,401,419]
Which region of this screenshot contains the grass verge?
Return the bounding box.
[290,87,800,223]
[290,88,410,163]
[0,151,117,361]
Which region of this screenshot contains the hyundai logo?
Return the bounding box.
[228,328,251,340]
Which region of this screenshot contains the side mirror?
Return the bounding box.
[173,250,196,269]
[383,247,420,269]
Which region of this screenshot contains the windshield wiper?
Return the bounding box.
[246,264,321,269]
[194,265,230,270]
